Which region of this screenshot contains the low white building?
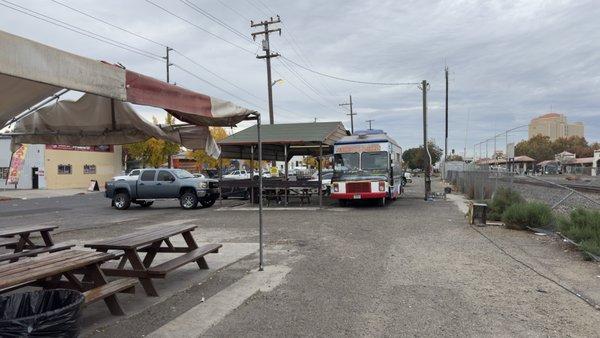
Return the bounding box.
[0,136,46,189]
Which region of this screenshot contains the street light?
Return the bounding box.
[271,78,284,87]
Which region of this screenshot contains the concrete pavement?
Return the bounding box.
[3,178,600,336]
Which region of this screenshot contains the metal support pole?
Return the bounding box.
[257,114,264,271]
[318,144,323,209]
[250,146,255,204]
[422,80,431,200]
[218,157,223,207]
[284,144,288,205]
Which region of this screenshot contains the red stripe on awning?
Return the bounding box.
[125,70,213,117]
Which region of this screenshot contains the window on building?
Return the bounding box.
[58,164,72,175]
[140,170,156,181]
[83,164,96,174]
[157,170,175,181]
[0,167,8,179]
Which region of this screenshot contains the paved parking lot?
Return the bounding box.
[2,178,600,337]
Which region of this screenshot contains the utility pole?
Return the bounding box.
[366,119,374,130]
[251,16,281,125]
[421,80,431,201]
[339,94,355,134]
[444,66,449,161]
[164,46,173,83]
[164,46,174,168]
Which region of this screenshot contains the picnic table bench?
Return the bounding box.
[0,250,137,316]
[0,225,74,263]
[85,224,222,297]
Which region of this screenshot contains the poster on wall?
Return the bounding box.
[6,144,28,185]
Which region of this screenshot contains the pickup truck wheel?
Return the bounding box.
[113,192,131,210]
[180,191,198,209]
[200,198,216,208]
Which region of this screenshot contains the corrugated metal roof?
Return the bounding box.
[219,121,347,146]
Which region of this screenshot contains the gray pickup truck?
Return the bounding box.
[105,168,219,210]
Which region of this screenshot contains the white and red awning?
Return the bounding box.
[0,29,256,156]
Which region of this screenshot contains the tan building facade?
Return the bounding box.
[528,113,584,140]
[44,145,122,189]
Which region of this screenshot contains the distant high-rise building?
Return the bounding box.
[528,113,584,141]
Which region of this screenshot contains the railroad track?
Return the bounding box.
[510,177,600,193]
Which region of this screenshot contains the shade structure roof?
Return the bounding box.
[0,29,256,157]
[219,122,349,161]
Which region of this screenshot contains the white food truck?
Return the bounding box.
[331,130,403,206]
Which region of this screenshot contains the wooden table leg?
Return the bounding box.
[182,231,208,269]
[13,233,30,253]
[142,240,162,268]
[125,249,159,297]
[86,264,125,316]
[40,230,55,246]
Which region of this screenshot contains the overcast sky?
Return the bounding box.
[1,0,598,157]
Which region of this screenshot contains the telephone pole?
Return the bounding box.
[421,80,431,200]
[251,16,281,125]
[444,66,449,161]
[164,46,173,83]
[164,46,174,168]
[366,119,374,130]
[339,94,355,134]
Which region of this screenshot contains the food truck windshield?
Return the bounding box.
[334,151,389,173]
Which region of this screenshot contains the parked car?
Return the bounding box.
[112,169,141,181]
[105,169,219,210]
[309,171,333,195]
[222,170,251,180]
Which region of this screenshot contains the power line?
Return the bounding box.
[281,56,420,86]
[179,0,253,44]
[173,64,262,110]
[0,0,164,61]
[216,0,248,22]
[49,0,167,48]
[144,0,256,55]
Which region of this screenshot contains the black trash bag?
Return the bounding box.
[0,289,84,337]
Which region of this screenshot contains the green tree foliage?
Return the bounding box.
[187,127,230,170]
[124,115,182,168]
[514,135,554,161]
[402,142,443,169]
[515,135,599,161]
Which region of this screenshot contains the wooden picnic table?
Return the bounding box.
[0,225,74,262]
[0,250,137,316]
[85,224,222,297]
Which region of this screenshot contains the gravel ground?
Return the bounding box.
[6,178,600,336]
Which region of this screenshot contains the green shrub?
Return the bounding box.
[560,209,600,256]
[488,187,524,221]
[501,202,554,230]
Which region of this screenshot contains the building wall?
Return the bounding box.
[528,113,584,140]
[44,145,122,189]
[0,138,46,190]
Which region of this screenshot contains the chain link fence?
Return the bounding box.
[446,170,600,214]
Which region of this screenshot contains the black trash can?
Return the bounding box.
[0,289,84,337]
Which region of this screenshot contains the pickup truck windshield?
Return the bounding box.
[334,153,359,172]
[172,169,195,179]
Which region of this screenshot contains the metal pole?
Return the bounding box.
[444,66,448,161]
[165,47,172,83]
[250,145,255,204]
[257,114,264,271]
[284,144,288,205]
[318,144,323,209]
[422,80,431,200]
[349,95,354,134]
